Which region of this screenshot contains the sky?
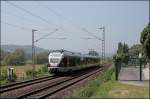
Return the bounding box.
[1,1,149,54]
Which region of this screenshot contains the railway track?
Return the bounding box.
[0,65,110,99]
[0,75,57,93]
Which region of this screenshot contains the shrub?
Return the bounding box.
[3,49,26,66]
[35,51,49,64]
[41,65,48,73]
[72,65,115,98]
[102,65,115,82]
[0,69,7,80]
[26,69,38,77]
[37,65,48,74]
[0,69,17,82]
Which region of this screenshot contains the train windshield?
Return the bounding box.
[50,49,63,53]
[50,58,59,63]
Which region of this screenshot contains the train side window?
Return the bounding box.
[63,57,67,67]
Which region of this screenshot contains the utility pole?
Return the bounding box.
[32,29,37,79]
[98,26,105,64]
[102,26,105,63]
[81,26,105,66]
[31,29,63,79]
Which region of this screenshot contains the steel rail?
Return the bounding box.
[1,66,104,99]
[0,75,57,93]
[26,67,102,99]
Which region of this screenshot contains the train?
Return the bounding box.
[47,49,100,74]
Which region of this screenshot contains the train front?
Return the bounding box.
[47,50,63,73]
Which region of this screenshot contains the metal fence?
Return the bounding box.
[115,58,150,81]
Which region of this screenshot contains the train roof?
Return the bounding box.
[82,54,100,58]
[49,49,100,58]
[49,49,81,57]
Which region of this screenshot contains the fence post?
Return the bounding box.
[7,67,14,82]
[139,58,142,81]
[115,59,121,80]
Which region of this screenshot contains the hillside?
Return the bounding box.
[1,45,114,58]
[1,45,47,54]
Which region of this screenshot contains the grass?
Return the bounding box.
[71,65,149,98]
[94,81,149,98]
[1,64,46,77]
[0,64,50,85]
[0,64,45,73]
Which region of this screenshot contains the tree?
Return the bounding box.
[114,42,129,64]
[128,44,142,58]
[88,50,99,56]
[3,49,26,65]
[117,42,123,54]
[0,49,5,61]
[140,23,150,58]
[35,51,49,64]
[0,49,10,61]
[123,43,129,53]
[117,42,129,54]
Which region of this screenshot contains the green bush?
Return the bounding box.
[41,65,48,72]
[35,51,49,64]
[0,69,17,82]
[26,69,38,77]
[0,69,7,80]
[72,65,115,98]
[26,65,48,77]
[80,80,101,97]
[102,65,115,82]
[37,68,42,74]
[37,65,48,74]
[3,49,26,66]
[110,72,115,81]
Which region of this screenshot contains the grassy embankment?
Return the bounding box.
[71,65,149,98]
[0,64,50,85]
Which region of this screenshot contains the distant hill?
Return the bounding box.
[1,44,47,54]
[1,44,114,59]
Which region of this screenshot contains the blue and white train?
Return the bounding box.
[47,49,100,74]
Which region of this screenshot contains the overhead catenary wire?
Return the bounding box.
[39,3,72,24]
[34,29,59,43]
[6,1,63,30]
[4,1,102,41]
[40,3,84,30]
[82,28,103,41]
[0,21,61,42]
[6,1,74,36]
[4,1,99,40]
[37,2,76,35]
[80,37,95,40]
[3,10,54,31]
[39,3,101,40]
[1,21,32,31]
[37,37,67,40]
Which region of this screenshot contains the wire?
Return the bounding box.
[40,3,101,39]
[37,3,75,35]
[40,3,83,30]
[1,21,32,30]
[5,1,102,41]
[34,29,59,42]
[6,1,63,29]
[80,37,94,40]
[42,37,67,40]
[82,28,102,41]
[3,11,53,31]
